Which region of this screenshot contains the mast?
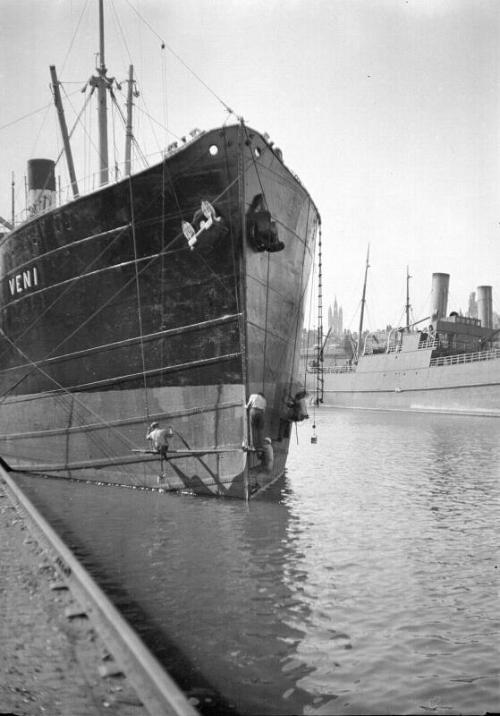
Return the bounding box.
[95,0,109,185]
[357,245,370,360]
[124,65,135,176]
[50,65,79,199]
[11,172,15,227]
[405,265,412,330]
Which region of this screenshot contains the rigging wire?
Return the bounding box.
[240,124,274,391]
[159,157,168,372]
[0,222,132,372]
[108,88,148,169]
[61,84,100,172]
[0,71,245,397]
[0,101,54,133]
[286,205,317,401]
[0,327,150,487]
[122,0,237,118]
[1,0,317,474]
[262,251,271,393]
[152,152,244,322]
[111,98,119,180]
[52,90,92,181]
[0,328,138,454]
[110,86,149,169]
[9,101,53,220]
[161,39,169,149]
[216,126,241,324]
[0,175,248,482]
[136,90,164,158]
[29,103,53,171]
[84,86,90,188]
[88,87,94,192]
[127,175,150,422]
[0,169,248,480]
[238,123,318,397]
[240,125,316,391]
[110,0,134,67]
[110,0,173,167]
[242,125,268,208]
[0,171,243,403]
[0,5,256,482]
[2,87,85,220]
[0,251,141,401]
[59,0,91,77]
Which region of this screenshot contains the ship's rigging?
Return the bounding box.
[405,265,412,331]
[0,0,320,496]
[4,0,240,213]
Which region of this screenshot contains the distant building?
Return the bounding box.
[468,290,499,328]
[468,292,478,319]
[328,297,343,337]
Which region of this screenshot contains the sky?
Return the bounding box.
[0,0,499,331]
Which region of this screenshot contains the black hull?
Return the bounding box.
[0,125,319,497]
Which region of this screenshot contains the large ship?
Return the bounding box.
[314,271,500,417]
[0,2,319,498]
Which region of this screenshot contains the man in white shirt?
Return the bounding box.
[245,392,266,448]
[146,422,172,474]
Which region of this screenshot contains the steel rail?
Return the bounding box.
[0,463,199,716]
[430,347,500,367]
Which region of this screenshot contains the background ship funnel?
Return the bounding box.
[430,273,450,320]
[477,285,493,328]
[28,158,56,215]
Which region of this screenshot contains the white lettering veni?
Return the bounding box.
[9,267,39,296]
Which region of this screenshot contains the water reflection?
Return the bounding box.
[281,410,499,715]
[16,475,318,714]
[15,409,500,715]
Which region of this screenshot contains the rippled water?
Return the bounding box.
[16,409,500,715]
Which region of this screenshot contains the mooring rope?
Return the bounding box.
[127,175,150,421]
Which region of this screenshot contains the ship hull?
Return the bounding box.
[322,354,500,417]
[0,125,318,496]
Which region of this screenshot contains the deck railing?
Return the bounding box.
[418,338,439,351]
[311,346,500,374]
[430,347,500,367]
[385,337,439,353]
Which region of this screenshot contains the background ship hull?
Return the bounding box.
[322,356,500,417]
[0,126,318,496]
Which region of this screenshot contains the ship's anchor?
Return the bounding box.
[181,200,221,250]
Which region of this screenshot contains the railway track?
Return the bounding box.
[1,462,199,716]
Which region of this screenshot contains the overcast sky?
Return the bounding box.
[1,0,498,330]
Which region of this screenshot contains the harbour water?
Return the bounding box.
[16,408,500,715]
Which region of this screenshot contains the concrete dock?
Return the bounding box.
[0,479,149,716]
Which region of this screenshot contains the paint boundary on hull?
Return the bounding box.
[318,403,500,418]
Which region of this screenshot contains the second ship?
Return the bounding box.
[314,271,499,417]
